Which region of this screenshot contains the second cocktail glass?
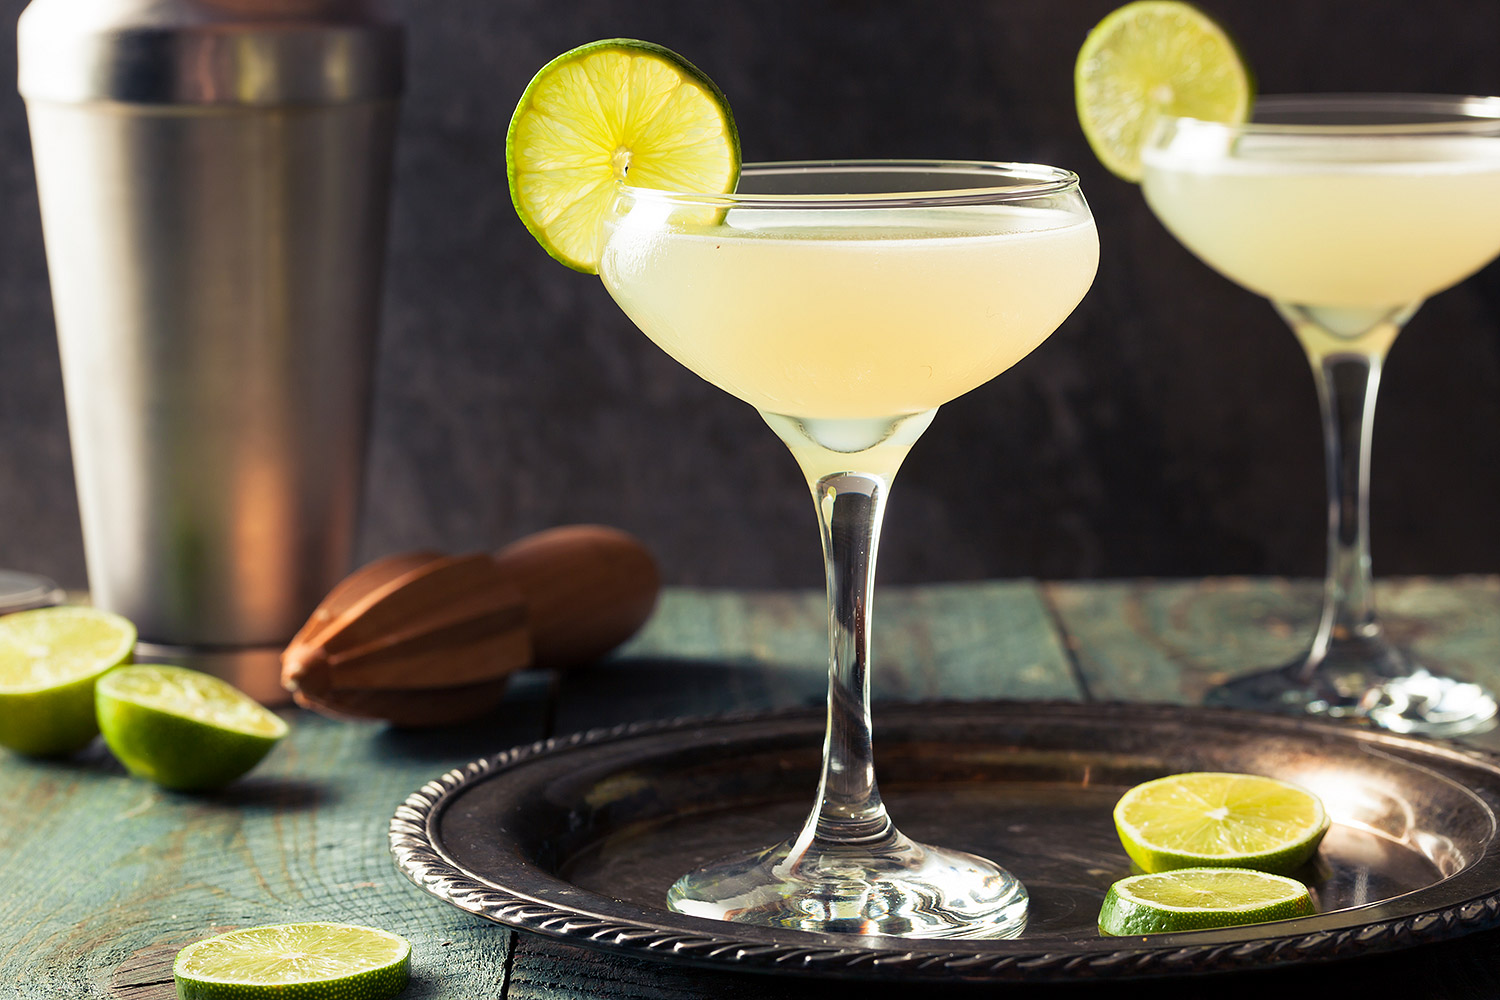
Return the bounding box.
[1141,95,1500,735]
[598,161,1098,938]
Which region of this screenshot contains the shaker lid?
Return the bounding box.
[18,0,403,106]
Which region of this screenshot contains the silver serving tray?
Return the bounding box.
[390,701,1500,982]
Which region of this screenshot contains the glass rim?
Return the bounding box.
[1154,93,1500,136]
[616,159,1082,209]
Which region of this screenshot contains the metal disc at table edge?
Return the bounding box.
[390,700,1500,983]
[0,570,65,615]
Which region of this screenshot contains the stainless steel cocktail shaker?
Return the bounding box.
[18,0,402,701]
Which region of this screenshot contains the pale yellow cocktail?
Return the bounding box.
[1143,133,1500,311]
[601,205,1098,420]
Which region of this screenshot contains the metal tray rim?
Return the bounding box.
[390,700,1500,983]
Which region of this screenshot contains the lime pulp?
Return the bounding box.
[0,605,136,756]
[1098,866,1316,935]
[1113,771,1330,875]
[96,664,287,790]
[173,922,411,1000]
[1074,1,1253,181]
[506,38,741,272]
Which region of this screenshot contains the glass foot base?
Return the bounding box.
[1204,636,1497,737]
[666,828,1028,939]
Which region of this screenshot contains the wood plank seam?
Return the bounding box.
[1040,581,1095,703]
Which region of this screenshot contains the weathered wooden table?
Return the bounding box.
[6,577,1500,999]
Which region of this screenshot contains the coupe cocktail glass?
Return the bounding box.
[1141,95,1500,735]
[598,161,1098,938]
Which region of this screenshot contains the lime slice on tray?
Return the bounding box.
[507,38,741,273]
[96,664,287,790]
[1114,771,1330,875]
[1075,1,1253,180]
[173,922,411,1000]
[0,606,136,756]
[1098,866,1315,935]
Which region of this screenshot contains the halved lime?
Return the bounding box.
[507,38,741,273]
[1114,771,1330,875]
[173,922,411,1000]
[1075,1,1253,181]
[0,605,136,756]
[1098,866,1315,935]
[96,665,287,790]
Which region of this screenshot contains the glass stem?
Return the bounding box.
[761,408,935,859]
[803,470,894,847]
[1280,303,1412,679]
[1309,351,1383,662]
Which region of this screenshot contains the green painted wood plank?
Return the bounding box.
[0,583,1073,997]
[1046,575,1500,707]
[554,582,1077,733]
[874,581,1077,703]
[0,671,554,999]
[15,580,1500,999]
[568,588,828,726]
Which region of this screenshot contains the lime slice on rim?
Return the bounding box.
[1114,771,1330,875]
[1098,867,1315,936]
[173,922,411,1000]
[96,664,287,791]
[0,606,136,756]
[507,38,741,273]
[1075,1,1253,181]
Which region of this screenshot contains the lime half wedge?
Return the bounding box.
[173,922,411,1000]
[507,38,741,273]
[0,606,136,756]
[1098,867,1315,935]
[1075,1,1253,181]
[96,664,287,790]
[1113,771,1330,875]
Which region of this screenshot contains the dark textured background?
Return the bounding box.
[2,0,1499,591]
